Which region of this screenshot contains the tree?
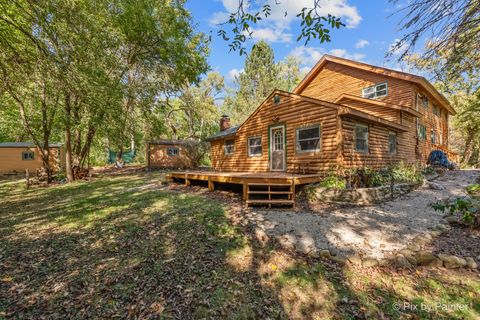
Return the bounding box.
[389,0,480,77]
[216,0,344,55]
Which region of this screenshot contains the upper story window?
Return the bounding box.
[247,136,262,157]
[355,124,369,153]
[388,132,397,154]
[296,125,321,153]
[167,147,179,156]
[432,104,440,116]
[418,124,427,140]
[422,96,429,108]
[430,130,437,144]
[22,150,34,160]
[362,82,387,99]
[224,139,234,155]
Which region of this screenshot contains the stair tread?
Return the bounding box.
[246,199,294,204]
[247,183,292,186]
[248,191,293,194]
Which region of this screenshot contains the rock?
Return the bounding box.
[319,249,331,258]
[399,249,414,257]
[394,255,412,268]
[406,255,418,266]
[429,230,442,237]
[276,234,295,250]
[331,256,347,265]
[435,224,449,232]
[362,258,379,267]
[408,243,421,252]
[438,254,466,269]
[428,182,446,190]
[254,228,269,246]
[465,257,478,269]
[347,255,362,265]
[415,252,436,266]
[445,216,458,224]
[377,259,390,266]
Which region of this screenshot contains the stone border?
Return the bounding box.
[310,182,420,205]
[253,219,478,270]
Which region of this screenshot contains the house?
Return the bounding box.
[0,142,63,175]
[147,140,192,169]
[206,55,457,174]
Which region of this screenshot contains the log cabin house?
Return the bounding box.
[0,142,63,176]
[168,55,458,207]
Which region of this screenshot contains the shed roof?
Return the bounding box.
[0,142,62,148]
[149,139,190,146]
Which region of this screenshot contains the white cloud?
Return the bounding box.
[227,68,243,82]
[210,0,362,43]
[329,48,365,60]
[249,27,292,43]
[389,38,408,56]
[355,39,369,48]
[289,46,326,65]
[289,46,365,67]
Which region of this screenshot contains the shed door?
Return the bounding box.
[270,125,285,171]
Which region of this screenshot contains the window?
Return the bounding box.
[432,104,440,116]
[22,150,34,160]
[167,147,179,156]
[355,124,369,152]
[224,139,234,155]
[273,95,281,105]
[388,132,397,154]
[417,124,427,140]
[430,130,437,144]
[416,93,422,110]
[248,136,262,157]
[296,125,321,152]
[422,96,429,108]
[439,130,444,145]
[362,82,387,99]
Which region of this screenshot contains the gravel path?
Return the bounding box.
[246,170,480,258]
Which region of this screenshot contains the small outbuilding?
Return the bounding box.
[147,140,192,169]
[0,142,63,175]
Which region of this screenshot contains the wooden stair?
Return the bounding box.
[245,182,295,208]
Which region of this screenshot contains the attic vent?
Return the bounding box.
[273,95,281,105]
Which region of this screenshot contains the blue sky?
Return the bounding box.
[186,0,414,85]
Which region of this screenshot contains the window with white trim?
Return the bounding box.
[422,96,429,108]
[418,124,427,140]
[388,132,397,154]
[430,130,437,144]
[355,124,369,152]
[432,104,440,116]
[362,82,387,99]
[167,147,179,156]
[247,136,262,157]
[296,125,321,152]
[224,139,234,155]
[439,130,444,145]
[22,150,34,160]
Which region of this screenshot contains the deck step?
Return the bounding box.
[247,183,292,187]
[246,199,294,205]
[248,191,293,195]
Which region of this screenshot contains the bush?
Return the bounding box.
[433,184,480,228]
[318,174,346,189]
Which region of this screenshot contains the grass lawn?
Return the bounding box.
[1,172,479,319]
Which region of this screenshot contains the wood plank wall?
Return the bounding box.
[210,94,339,173]
[148,144,191,168]
[0,147,61,174]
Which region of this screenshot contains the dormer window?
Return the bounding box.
[362,82,387,99]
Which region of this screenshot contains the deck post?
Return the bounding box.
[291,178,296,209]
[242,180,248,201]
[185,173,190,186]
[208,177,214,191]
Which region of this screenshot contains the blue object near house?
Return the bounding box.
[107,150,136,164]
[427,150,455,169]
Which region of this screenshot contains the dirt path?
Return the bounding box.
[247,170,480,258]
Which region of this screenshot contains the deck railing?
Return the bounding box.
[433,144,460,163]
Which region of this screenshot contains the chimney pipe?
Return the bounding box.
[220,115,231,131]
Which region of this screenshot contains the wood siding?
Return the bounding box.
[211,93,339,173]
[148,144,191,168]
[0,147,61,175]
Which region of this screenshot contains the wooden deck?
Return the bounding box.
[166,171,323,207]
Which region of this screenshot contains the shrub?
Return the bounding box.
[432,184,480,228]
[318,174,346,189]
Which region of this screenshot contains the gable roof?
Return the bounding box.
[294,54,456,115]
[206,89,408,142]
[0,142,62,148]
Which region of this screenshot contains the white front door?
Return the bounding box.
[270,125,285,171]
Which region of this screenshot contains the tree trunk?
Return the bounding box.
[461,127,476,165]
[64,92,74,182]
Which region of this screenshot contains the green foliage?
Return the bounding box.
[318,174,347,190]
[433,183,480,227]
[466,184,480,195]
[347,162,423,188]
